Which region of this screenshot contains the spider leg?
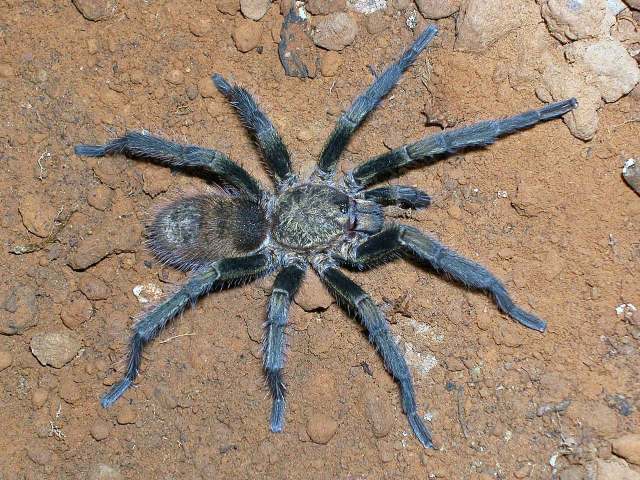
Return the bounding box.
[212,74,296,189]
[75,131,263,200]
[263,263,306,432]
[359,185,431,209]
[347,98,578,189]
[317,265,433,448]
[346,226,546,332]
[315,25,438,179]
[101,253,273,408]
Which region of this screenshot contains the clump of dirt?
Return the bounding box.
[1,0,639,478]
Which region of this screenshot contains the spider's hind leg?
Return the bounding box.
[263,263,306,432]
[358,185,431,209]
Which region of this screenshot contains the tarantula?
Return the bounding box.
[75,25,576,448]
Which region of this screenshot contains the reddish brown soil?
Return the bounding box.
[1,1,639,479]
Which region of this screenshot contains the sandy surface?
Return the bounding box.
[1,1,639,478]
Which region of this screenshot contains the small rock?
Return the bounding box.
[540,0,615,44]
[189,18,212,36]
[59,378,81,404]
[0,351,11,371]
[26,444,53,466]
[597,457,640,480]
[313,12,358,51]
[241,0,271,20]
[30,332,81,369]
[90,420,112,441]
[364,390,393,438]
[566,401,618,438]
[87,185,113,211]
[623,159,640,195]
[132,283,163,304]
[305,0,346,15]
[365,11,388,35]
[306,413,338,444]
[0,63,15,78]
[166,69,184,85]
[89,464,123,480]
[18,194,57,238]
[320,50,343,77]
[279,9,319,78]
[294,274,334,311]
[391,0,412,9]
[32,388,49,408]
[198,77,217,98]
[558,466,586,480]
[141,163,173,197]
[455,0,532,52]
[153,384,178,410]
[445,356,465,372]
[116,405,136,424]
[186,84,198,100]
[612,434,640,466]
[511,179,545,217]
[72,0,116,21]
[0,284,39,335]
[79,274,111,301]
[565,38,640,104]
[217,0,241,14]
[415,0,459,19]
[233,21,263,52]
[60,292,94,329]
[349,0,386,14]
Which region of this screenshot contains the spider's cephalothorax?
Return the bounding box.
[75,25,577,448]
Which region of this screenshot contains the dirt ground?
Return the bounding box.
[1,0,639,479]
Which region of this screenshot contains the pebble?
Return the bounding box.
[189,18,212,37]
[365,12,388,35]
[612,434,640,465]
[0,351,12,371]
[87,185,113,211]
[217,0,241,14]
[186,83,198,100]
[32,387,49,408]
[60,292,94,330]
[59,378,81,404]
[0,284,39,335]
[153,384,178,410]
[241,0,271,20]
[540,0,614,43]
[559,466,586,480]
[297,128,314,142]
[233,21,262,52]
[294,274,334,311]
[596,457,640,480]
[455,0,528,52]
[89,464,123,480]
[313,13,358,51]
[90,419,112,441]
[141,164,173,197]
[79,274,111,301]
[0,63,14,78]
[198,77,217,98]
[116,405,136,425]
[566,401,618,438]
[445,356,465,372]
[305,0,346,14]
[364,391,393,438]
[166,69,185,85]
[18,194,57,238]
[26,443,52,466]
[623,159,640,195]
[306,413,338,444]
[414,0,459,19]
[72,0,117,21]
[132,283,163,304]
[30,332,82,369]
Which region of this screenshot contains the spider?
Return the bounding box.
[75,25,576,448]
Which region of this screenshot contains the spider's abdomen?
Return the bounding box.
[272,184,352,251]
[148,193,268,270]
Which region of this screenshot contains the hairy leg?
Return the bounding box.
[75,131,263,200]
[345,226,546,332]
[347,98,577,188]
[317,265,433,448]
[101,254,273,408]
[213,74,295,188]
[359,185,431,209]
[315,25,438,178]
[263,263,306,432]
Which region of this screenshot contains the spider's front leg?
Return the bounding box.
[346,226,546,332]
[101,254,273,407]
[317,266,434,448]
[263,263,306,432]
[358,185,431,209]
